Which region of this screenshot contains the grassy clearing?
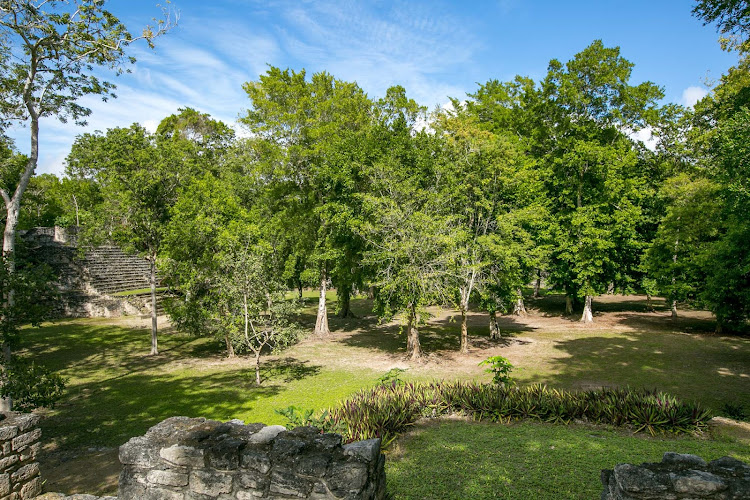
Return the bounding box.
[387,419,750,500]
[15,292,750,496]
[109,287,167,297]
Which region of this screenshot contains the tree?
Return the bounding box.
[67,124,173,355]
[164,174,302,383]
[539,41,663,322]
[0,0,172,409]
[240,67,372,336]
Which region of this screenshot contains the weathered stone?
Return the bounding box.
[247,425,286,445]
[0,428,17,442]
[663,452,708,468]
[236,491,264,500]
[614,464,670,494]
[0,455,18,474]
[313,434,342,452]
[205,436,244,470]
[327,461,368,494]
[269,467,312,498]
[671,470,728,495]
[11,429,41,451]
[343,439,381,464]
[240,449,271,474]
[18,443,40,462]
[0,474,9,496]
[296,453,331,477]
[12,415,39,434]
[711,456,750,476]
[270,436,307,464]
[10,463,39,484]
[119,436,159,466]
[237,470,269,490]
[161,445,206,468]
[189,470,232,496]
[146,469,189,487]
[18,476,41,499]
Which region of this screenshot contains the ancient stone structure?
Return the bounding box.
[601,452,750,499]
[0,412,42,499]
[118,417,386,500]
[19,227,162,318]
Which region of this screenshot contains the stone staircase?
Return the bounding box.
[19,227,166,318]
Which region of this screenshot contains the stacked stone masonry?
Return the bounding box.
[601,452,750,499]
[118,417,387,500]
[18,227,161,317]
[0,413,42,500]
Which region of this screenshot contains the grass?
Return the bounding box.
[387,419,750,500]
[110,287,167,297]
[14,292,750,496]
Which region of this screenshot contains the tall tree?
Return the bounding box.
[0,0,172,408]
[240,67,371,336]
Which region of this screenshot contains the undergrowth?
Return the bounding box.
[279,381,712,445]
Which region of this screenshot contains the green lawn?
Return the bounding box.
[16,293,750,497]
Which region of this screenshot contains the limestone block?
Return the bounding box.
[11,429,41,452]
[0,427,18,442]
[160,445,206,468]
[147,469,189,487]
[18,442,40,462]
[10,463,39,484]
[237,470,269,490]
[189,470,232,496]
[326,461,368,494]
[247,425,286,445]
[0,455,19,474]
[0,474,9,496]
[240,449,271,474]
[614,463,670,494]
[269,467,313,498]
[119,436,159,467]
[18,476,41,499]
[671,470,728,495]
[343,439,381,464]
[662,452,708,468]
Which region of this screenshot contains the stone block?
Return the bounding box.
[247,425,286,445]
[206,436,245,470]
[18,476,40,499]
[0,428,17,443]
[240,449,271,474]
[343,438,381,464]
[18,443,40,462]
[147,469,189,487]
[189,470,232,496]
[614,463,669,494]
[10,429,41,451]
[327,461,368,494]
[161,445,206,468]
[237,470,269,490]
[0,474,8,496]
[119,436,159,466]
[0,456,18,474]
[662,452,708,468]
[11,463,39,484]
[671,470,728,495]
[270,467,313,498]
[12,415,39,433]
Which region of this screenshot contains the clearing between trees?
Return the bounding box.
[19,292,750,498]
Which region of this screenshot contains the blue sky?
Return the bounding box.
[9,0,739,176]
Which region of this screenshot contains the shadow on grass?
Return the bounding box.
[261,357,322,383]
[528,293,672,317]
[519,331,750,411]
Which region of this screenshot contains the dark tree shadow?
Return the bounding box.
[261,357,322,383]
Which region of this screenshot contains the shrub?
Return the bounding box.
[1,359,66,412]
[478,356,514,386]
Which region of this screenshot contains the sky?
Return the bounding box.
[6,0,740,176]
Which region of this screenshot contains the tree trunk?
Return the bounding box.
[671,230,680,319]
[314,273,329,336]
[565,295,574,315]
[533,271,541,298]
[406,302,421,360]
[338,286,353,318]
[460,307,469,353]
[580,295,594,323]
[0,343,11,411]
[297,281,303,300]
[513,289,527,316]
[224,334,235,358]
[646,294,654,312]
[671,299,678,319]
[149,258,158,355]
[489,310,499,339]
[254,350,261,385]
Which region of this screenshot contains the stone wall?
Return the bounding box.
[601,452,750,499]
[0,413,42,500]
[118,417,386,500]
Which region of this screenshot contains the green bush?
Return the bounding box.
[1,359,66,412]
[478,356,514,386]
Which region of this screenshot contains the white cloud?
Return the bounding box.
[628,126,657,151]
[681,86,709,108]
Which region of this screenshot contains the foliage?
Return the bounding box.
[285,380,712,445]
[377,368,407,386]
[478,356,514,386]
[0,358,65,412]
